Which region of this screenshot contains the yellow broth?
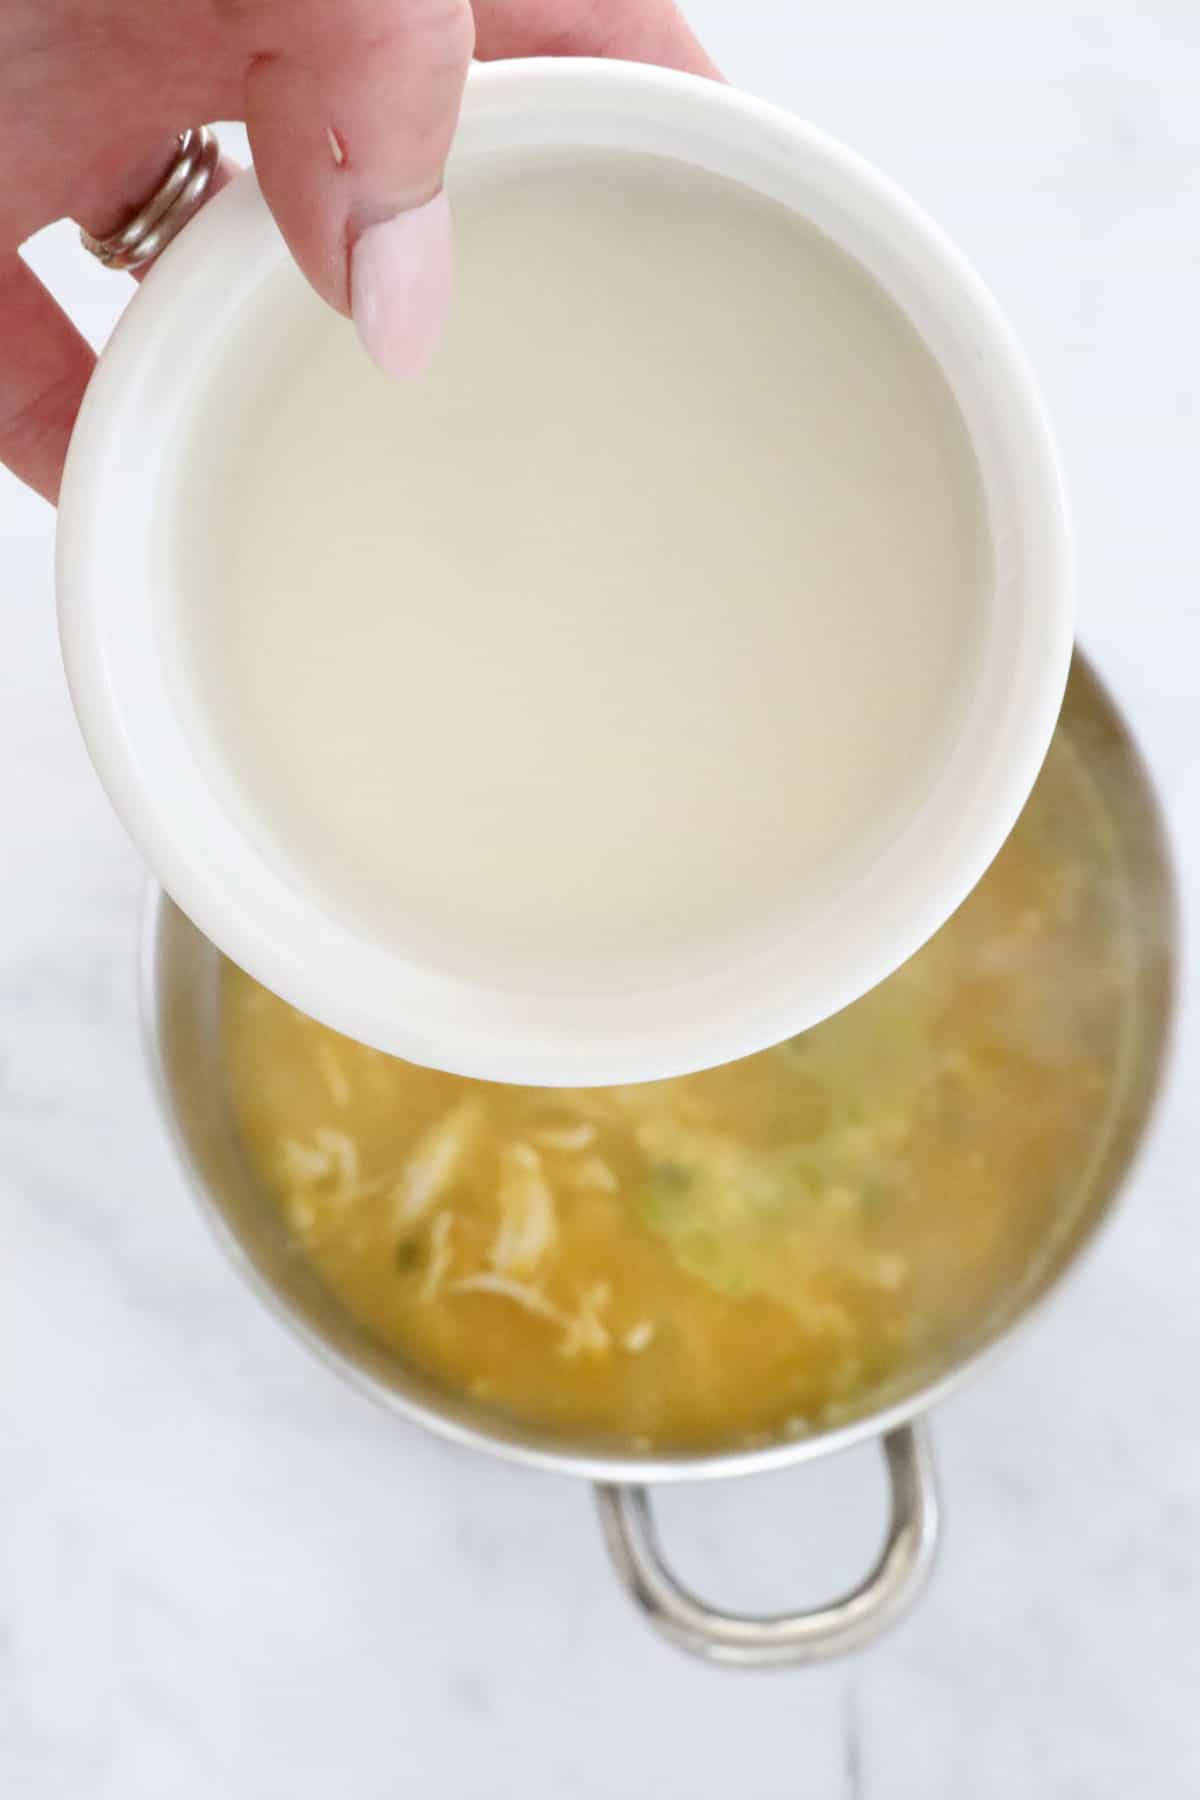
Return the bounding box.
[221,734,1138,1450]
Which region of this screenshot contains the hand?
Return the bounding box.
[0,0,716,503]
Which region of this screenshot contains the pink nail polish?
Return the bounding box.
[350,191,452,381]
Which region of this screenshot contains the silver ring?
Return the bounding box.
[80,127,221,272]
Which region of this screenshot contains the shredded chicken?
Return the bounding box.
[450,1272,565,1324]
[531,1122,597,1153]
[623,1320,656,1354]
[279,1125,360,1196]
[314,1043,352,1110]
[569,1157,619,1194]
[288,1194,317,1235]
[449,1271,613,1363]
[419,1211,455,1303]
[392,1098,483,1229]
[559,1281,612,1359]
[280,1138,333,1187]
[490,1143,557,1276]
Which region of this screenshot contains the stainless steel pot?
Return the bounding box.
[141,656,1176,1669]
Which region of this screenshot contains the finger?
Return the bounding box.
[220,0,475,378]
[0,255,95,504]
[0,142,240,504]
[473,0,720,78]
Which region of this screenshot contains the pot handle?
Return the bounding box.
[594,1422,939,1668]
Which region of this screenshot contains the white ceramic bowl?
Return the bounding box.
[57,58,1072,1085]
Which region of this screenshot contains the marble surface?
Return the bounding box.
[3,3,1199,1793]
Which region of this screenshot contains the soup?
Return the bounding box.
[221,734,1138,1451]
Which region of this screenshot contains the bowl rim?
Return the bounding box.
[66,54,1074,1087]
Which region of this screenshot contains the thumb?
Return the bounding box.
[229,0,474,377]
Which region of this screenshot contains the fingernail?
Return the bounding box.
[350,190,452,380]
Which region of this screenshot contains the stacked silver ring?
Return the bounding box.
[80,126,220,273]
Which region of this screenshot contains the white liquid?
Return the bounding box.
[182,154,988,992]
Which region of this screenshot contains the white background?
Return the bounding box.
[3,3,1199,1793]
